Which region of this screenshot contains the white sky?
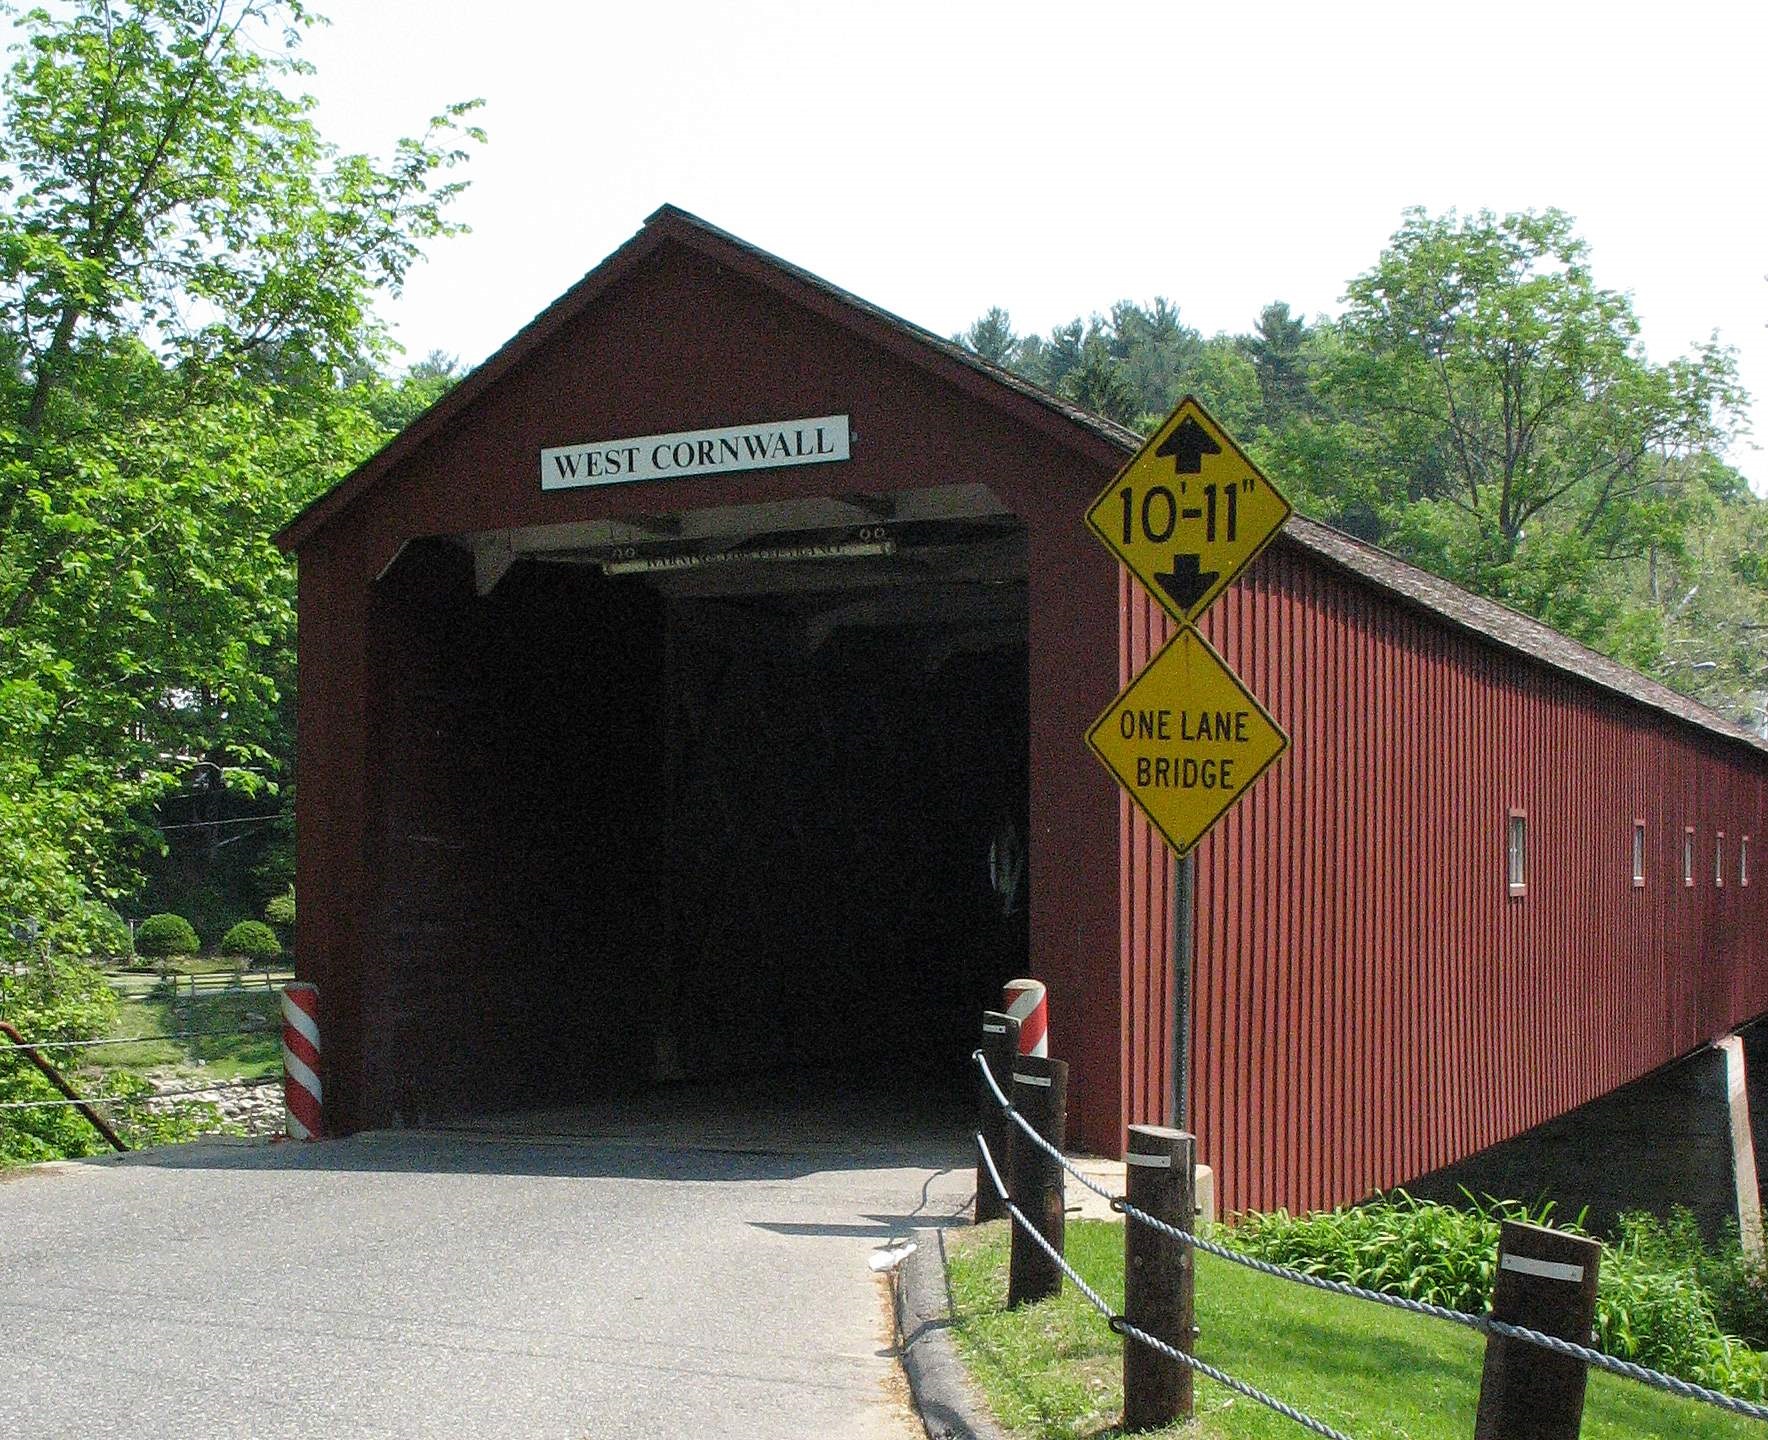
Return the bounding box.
[296,0,1768,489]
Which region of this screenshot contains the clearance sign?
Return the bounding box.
[1086,397,1291,857]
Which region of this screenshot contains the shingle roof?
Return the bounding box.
[279,204,1766,761]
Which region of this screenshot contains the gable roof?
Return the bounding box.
[275,205,1767,760]
[273,204,1130,554]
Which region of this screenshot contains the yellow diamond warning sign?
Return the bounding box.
[1086,626,1288,857]
[1086,395,1292,625]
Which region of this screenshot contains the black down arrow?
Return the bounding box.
[1153,553,1218,612]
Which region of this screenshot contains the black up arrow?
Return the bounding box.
[1153,553,1218,613]
[1155,416,1220,474]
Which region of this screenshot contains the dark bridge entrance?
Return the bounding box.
[365,491,1029,1125]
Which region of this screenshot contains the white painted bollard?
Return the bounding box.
[1002,978,1048,1057]
[280,982,323,1140]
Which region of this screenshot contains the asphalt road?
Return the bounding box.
[0,1078,974,1439]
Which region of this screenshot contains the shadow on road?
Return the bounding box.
[58,1067,976,1185]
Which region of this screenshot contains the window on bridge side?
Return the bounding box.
[1632,820,1646,888]
[1507,810,1527,897]
[1684,827,1696,888]
[1743,835,1752,888]
[1717,832,1725,888]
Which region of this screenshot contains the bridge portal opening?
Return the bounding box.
[365,487,1029,1125]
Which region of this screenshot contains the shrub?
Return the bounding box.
[135,912,198,958]
[264,887,295,928]
[1230,1193,1767,1401]
[83,904,132,960]
[0,952,122,1166]
[1616,1208,1768,1351]
[1229,1190,1535,1313]
[219,920,280,962]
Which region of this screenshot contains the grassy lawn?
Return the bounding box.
[85,986,283,1085]
[945,1221,1764,1440]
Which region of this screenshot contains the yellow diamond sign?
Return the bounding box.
[1086,626,1289,857]
[1086,395,1293,625]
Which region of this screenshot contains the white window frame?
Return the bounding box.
[1507,810,1527,897]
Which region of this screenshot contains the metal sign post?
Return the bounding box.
[1084,394,1293,1131]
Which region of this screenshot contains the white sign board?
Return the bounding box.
[541,414,850,490]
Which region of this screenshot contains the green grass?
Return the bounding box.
[944,1221,1765,1440]
[81,988,282,1084]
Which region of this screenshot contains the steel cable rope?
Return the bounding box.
[0,1078,276,1110]
[974,1130,1356,1440]
[974,1050,1768,1424]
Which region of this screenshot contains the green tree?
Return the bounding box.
[1022,317,1084,391]
[1632,461,1768,728]
[1060,334,1139,426]
[1108,297,1201,416]
[956,307,1019,367]
[0,0,479,955]
[1325,208,1743,623]
[1242,302,1316,428]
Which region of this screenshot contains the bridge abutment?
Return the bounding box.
[1406,1028,1768,1242]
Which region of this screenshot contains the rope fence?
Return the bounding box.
[975,1127,1355,1440]
[973,1048,1768,1429]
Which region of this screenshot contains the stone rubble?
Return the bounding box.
[139,1073,285,1137]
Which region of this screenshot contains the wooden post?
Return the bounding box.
[1123,1125,1195,1429]
[976,1010,1021,1223]
[1474,1220,1602,1440]
[1007,1054,1067,1308]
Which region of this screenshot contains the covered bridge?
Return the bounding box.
[275,206,1768,1215]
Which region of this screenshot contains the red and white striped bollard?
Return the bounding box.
[1002,978,1048,1057]
[280,982,323,1141]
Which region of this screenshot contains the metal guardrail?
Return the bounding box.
[973,1049,1768,1432]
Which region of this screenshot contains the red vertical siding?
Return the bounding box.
[290,231,1131,1151]
[1132,543,1768,1215]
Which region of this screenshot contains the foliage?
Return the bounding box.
[355,349,464,433]
[111,1082,231,1149]
[264,886,295,928]
[1229,1190,1528,1312]
[0,0,480,960]
[0,678,135,960]
[1322,209,1744,637]
[945,1219,1759,1440]
[0,948,118,1040]
[218,918,278,960]
[133,911,198,957]
[957,206,1763,730]
[0,949,120,1163]
[1231,1193,1766,1399]
[1616,1210,1768,1351]
[955,299,1273,446]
